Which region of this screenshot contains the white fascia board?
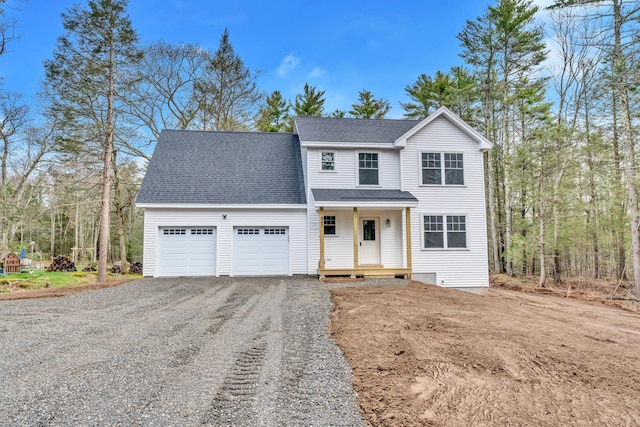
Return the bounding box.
[136,203,308,210]
[313,200,418,208]
[394,106,493,151]
[300,140,398,150]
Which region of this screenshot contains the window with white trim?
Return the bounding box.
[421,152,464,185]
[323,216,336,235]
[358,152,378,185]
[423,215,467,249]
[321,152,335,171]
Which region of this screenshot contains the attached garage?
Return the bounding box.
[233,227,289,276]
[158,227,216,276]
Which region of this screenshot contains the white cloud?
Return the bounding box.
[307,67,326,78]
[277,54,300,76]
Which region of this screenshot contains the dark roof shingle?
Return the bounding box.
[312,188,417,203]
[295,116,418,143]
[136,130,306,205]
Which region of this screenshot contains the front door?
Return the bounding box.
[359,217,381,265]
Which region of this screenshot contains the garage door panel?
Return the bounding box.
[233,227,289,276]
[158,227,216,277]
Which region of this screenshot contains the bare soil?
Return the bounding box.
[0,279,132,300]
[329,281,640,426]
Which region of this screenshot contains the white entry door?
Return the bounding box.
[359,218,380,265]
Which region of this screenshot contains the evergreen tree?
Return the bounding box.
[255,90,291,132]
[402,67,477,121]
[458,0,547,276]
[293,83,325,117]
[194,29,262,131]
[349,89,391,118]
[43,0,141,281]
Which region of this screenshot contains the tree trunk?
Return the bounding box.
[97,40,116,283]
[486,149,502,274]
[112,153,128,273]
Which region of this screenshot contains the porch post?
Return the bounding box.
[406,207,412,279]
[353,207,359,269]
[319,206,325,270]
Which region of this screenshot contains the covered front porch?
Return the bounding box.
[312,189,418,279]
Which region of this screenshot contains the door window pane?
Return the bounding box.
[363,220,376,241]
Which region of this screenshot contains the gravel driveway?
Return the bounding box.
[0,276,397,426]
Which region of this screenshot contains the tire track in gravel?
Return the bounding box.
[146,279,288,423]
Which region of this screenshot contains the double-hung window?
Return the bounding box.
[358,153,379,185]
[321,152,335,171]
[423,215,467,249]
[323,215,336,235]
[421,152,464,185]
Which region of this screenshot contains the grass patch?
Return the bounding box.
[0,269,142,293]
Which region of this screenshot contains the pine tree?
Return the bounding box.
[293,83,325,117]
[43,0,141,281]
[349,89,391,118]
[194,29,262,131]
[256,90,291,132]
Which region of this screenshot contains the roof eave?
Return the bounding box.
[300,140,397,149]
[136,203,308,209]
[313,200,419,208]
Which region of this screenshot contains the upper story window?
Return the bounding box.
[323,215,336,235]
[423,215,467,249]
[321,152,335,171]
[358,152,379,185]
[422,152,464,185]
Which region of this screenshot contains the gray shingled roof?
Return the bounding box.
[136,130,306,205]
[312,188,417,203]
[295,117,418,143]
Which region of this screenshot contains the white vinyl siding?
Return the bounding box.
[306,149,400,190]
[401,115,489,289]
[142,208,307,277]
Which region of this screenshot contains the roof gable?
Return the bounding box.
[136,130,306,205]
[394,106,493,150]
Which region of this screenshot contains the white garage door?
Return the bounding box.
[158,227,216,276]
[233,227,289,276]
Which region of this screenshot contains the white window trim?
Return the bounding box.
[356,151,382,187]
[323,215,339,237]
[420,213,470,251]
[418,150,466,187]
[320,151,337,172]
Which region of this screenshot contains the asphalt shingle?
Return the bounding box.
[136,130,306,205]
[294,116,418,143]
[311,188,417,202]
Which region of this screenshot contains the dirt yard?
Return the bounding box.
[329,281,640,426]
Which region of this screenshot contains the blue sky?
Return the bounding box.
[1,0,551,119]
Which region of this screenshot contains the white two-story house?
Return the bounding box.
[136,107,492,291]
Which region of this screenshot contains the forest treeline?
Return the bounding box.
[1,0,639,291]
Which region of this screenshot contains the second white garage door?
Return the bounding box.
[233,227,289,275]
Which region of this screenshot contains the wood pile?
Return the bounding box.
[129,262,143,274]
[47,255,77,272]
[110,265,122,274]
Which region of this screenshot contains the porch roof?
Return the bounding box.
[311,188,418,208]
